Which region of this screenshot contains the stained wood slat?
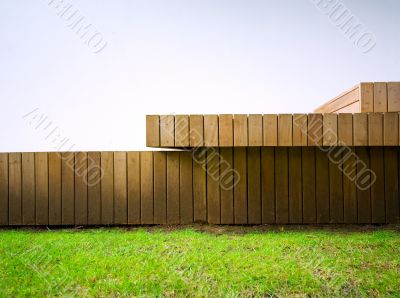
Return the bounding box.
[220,148,234,224]
[189,115,204,147]
[289,147,302,223]
[323,114,338,146]
[314,84,359,113]
[302,148,316,223]
[100,152,113,225]
[61,153,75,225]
[140,152,154,224]
[146,115,160,147]
[387,82,400,112]
[75,152,88,225]
[247,147,261,224]
[370,148,385,223]
[263,114,277,146]
[234,147,247,224]
[343,147,357,223]
[261,148,275,223]
[87,152,101,225]
[127,152,141,224]
[356,147,371,223]
[219,115,233,147]
[0,154,8,225]
[180,151,193,224]
[373,82,387,112]
[167,151,180,224]
[278,114,292,146]
[175,115,189,147]
[353,114,368,146]
[193,148,207,222]
[160,115,175,147]
[153,152,167,224]
[384,113,399,145]
[22,153,35,225]
[316,149,329,223]
[384,148,399,223]
[206,149,220,224]
[9,153,22,225]
[368,113,383,146]
[293,114,307,146]
[275,147,289,223]
[360,82,374,112]
[329,148,343,223]
[204,115,219,147]
[36,152,49,225]
[234,115,248,146]
[338,114,353,146]
[308,114,323,146]
[114,152,127,225]
[248,115,263,146]
[49,153,62,225]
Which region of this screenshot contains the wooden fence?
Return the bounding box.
[0,148,399,226]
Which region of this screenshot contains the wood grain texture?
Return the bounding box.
[343,147,357,223]
[353,113,368,146]
[206,149,220,224]
[308,114,323,146]
[220,148,234,224]
[384,113,399,145]
[356,147,371,223]
[75,152,88,225]
[36,152,49,225]
[234,115,248,146]
[248,115,263,146]
[289,147,302,223]
[293,114,307,146]
[384,148,399,223]
[22,153,35,225]
[370,148,385,223]
[193,148,207,222]
[204,115,219,147]
[263,115,278,146]
[234,147,247,224]
[373,82,387,112]
[9,153,22,225]
[316,150,329,223]
[275,148,288,224]
[360,82,374,112]
[261,148,275,223]
[338,113,353,146]
[100,152,113,225]
[167,151,180,224]
[302,148,316,223]
[146,115,160,147]
[49,153,62,225]
[114,152,127,225]
[160,115,175,147]
[153,151,166,224]
[140,152,153,224]
[180,151,193,224]
[323,114,338,146]
[247,147,261,224]
[219,115,233,147]
[87,152,101,225]
[314,84,359,113]
[278,114,292,146]
[387,82,400,112]
[329,148,343,223]
[127,152,141,224]
[189,115,204,147]
[175,115,189,147]
[0,154,8,225]
[368,113,383,146]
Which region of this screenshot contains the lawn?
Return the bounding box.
[0,226,399,297]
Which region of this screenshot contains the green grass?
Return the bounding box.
[0,226,399,297]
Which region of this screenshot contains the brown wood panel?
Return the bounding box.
[234,114,248,146]
[140,151,154,224]
[61,152,75,225]
[219,115,233,147]
[22,153,35,225]
[248,147,261,224]
[193,148,207,222]
[189,115,204,147]
[323,114,338,146]
[48,152,62,225]
[368,113,383,146]
[293,114,307,146]
[263,114,278,146]
[233,147,247,224]
[360,83,374,112]
[175,115,189,147]
[308,114,323,146]
[114,152,127,225]
[9,153,22,225]
[74,152,88,225]
[342,148,357,223]
[338,113,353,146]
[384,148,399,223]
[329,148,343,223]
[353,113,368,146]
[180,151,193,224]
[302,148,316,223]
[387,82,400,112]
[100,152,113,225]
[160,115,175,147]
[146,115,160,147]
[87,152,101,225]
[314,85,359,113]
[275,148,288,223]
[261,148,275,223]
[204,115,219,146]
[220,148,234,224]
[370,148,385,223]
[127,152,140,224]
[0,154,8,225]
[316,149,329,223]
[384,113,399,146]
[374,82,388,112]
[289,147,302,223]
[153,151,166,224]
[167,151,180,224]
[278,114,292,146]
[206,149,220,224]
[35,152,49,225]
[356,147,371,223]
[248,115,263,146]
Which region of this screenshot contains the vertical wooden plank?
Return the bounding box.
[374,82,388,112]
[204,115,219,146]
[219,115,233,147]
[189,115,204,147]
[385,148,399,223]
[180,151,193,224]
[9,153,22,225]
[316,150,329,223]
[234,115,248,146]
[22,153,35,225]
[167,151,179,224]
[308,114,323,146]
[275,148,289,223]
[368,113,383,146]
[278,114,293,146]
[248,147,261,224]
[233,147,247,224]
[114,152,127,225]
[263,114,278,146]
[153,152,166,224]
[0,154,8,225]
[329,148,343,223]
[100,152,113,225]
[293,114,308,146]
[387,82,400,112]
[360,82,374,112]
[127,152,141,224]
[74,152,87,225]
[220,148,234,224]
[322,114,338,146]
[353,113,368,146]
[261,148,275,223]
[146,115,160,147]
[289,147,302,223]
[193,148,207,222]
[61,152,75,225]
[175,115,189,147]
[338,113,353,146]
[35,152,49,225]
[370,148,385,223]
[248,115,263,146]
[302,147,316,223]
[342,148,357,223]
[140,151,154,224]
[87,152,101,225]
[356,147,371,223]
[49,153,62,225]
[160,115,175,147]
[206,149,220,224]
[384,113,399,146]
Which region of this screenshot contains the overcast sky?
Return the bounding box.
[1,0,399,151]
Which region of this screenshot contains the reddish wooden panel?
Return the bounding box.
[87,152,101,225]
[302,148,316,223]
[193,148,207,222]
[248,115,263,146]
[356,147,371,223]
[275,147,289,224]
[36,152,49,225]
[370,148,385,223]
[219,115,233,147]
[233,147,247,224]
[127,152,140,224]
[207,149,220,224]
[261,148,275,223]
[153,152,167,224]
[140,152,154,224]
[49,153,62,225]
[114,152,127,225]
[289,147,302,223]
[234,115,248,146]
[248,147,261,224]
[180,151,193,224]
[167,152,180,224]
[384,148,399,223]
[100,152,113,225]
[9,153,22,225]
[328,148,343,223]
[316,150,329,223]
[22,153,35,225]
[220,148,234,224]
[0,154,8,225]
